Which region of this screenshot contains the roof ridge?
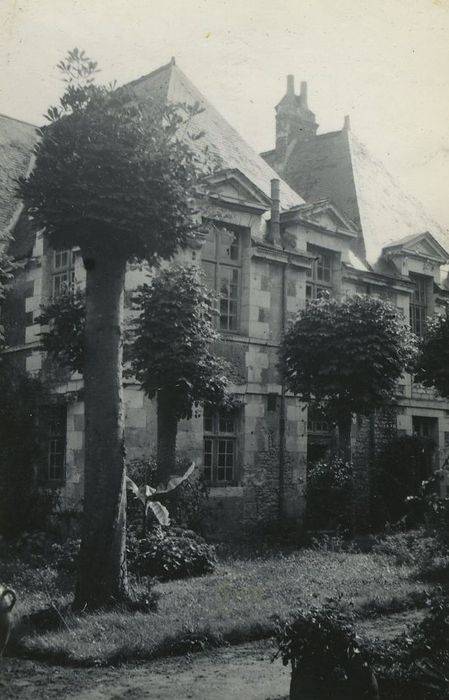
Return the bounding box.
[0,112,38,129]
[125,59,175,89]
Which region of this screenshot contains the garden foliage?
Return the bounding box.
[306,457,352,531]
[415,312,449,399]
[280,294,417,421]
[127,525,216,580]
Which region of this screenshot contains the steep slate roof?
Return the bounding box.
[0,114,37,237]
[128,60,303,211]
[263,124,449,264]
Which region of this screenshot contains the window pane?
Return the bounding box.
[47,406,66,482]
[202,229,216,261]
[219,229,240,263]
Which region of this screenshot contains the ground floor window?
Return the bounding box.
[47,405,67,483]
[307,408,333,464]
[203,406,238,484]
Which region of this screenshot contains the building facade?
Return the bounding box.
[2,63,449,536]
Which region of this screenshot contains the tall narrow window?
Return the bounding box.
[203,406,238,484]
[409,274,428,337]
[47,405,67,483]
[52,249,76,297]
[202,221,242,332]
[306,246,333,301]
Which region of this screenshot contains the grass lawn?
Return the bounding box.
[6,543,432,666]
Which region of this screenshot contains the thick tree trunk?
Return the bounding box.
[156,389,178,488]
[74,249,128,610]
[337,414,353,463]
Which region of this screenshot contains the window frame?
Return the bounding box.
[203,405,239,485]
[52,249,76,298]
[409,273,429,337]
[201,220,243,333]
[306,245,334,301]
[46,404,67,484]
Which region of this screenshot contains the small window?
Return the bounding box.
[52,249,76,297]
[306,246,334,301]
[47,405,67,483]
[202,221,243,332]
[203,405,238,484]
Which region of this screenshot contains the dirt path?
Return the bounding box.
[0,610,422,699]
[0,640,290,700]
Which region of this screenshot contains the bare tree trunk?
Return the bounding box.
[74,248,128,610]
[156,389,178,488]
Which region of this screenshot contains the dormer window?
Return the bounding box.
[306,246,333,301]
[409,273,429,336]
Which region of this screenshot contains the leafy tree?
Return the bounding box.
[36,265,230,488]
[36,288,85,373]
[17,49,207,609]
[130,264,230,486]
[0,252,16,348]
[280,295,417,458]
[415,311,449,399]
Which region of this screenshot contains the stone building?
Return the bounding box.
[1,62,449,536]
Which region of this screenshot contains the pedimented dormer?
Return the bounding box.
[204,168,272,214]
[382,231,449,284]
[290,199,359,239]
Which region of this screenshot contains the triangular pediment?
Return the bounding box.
[286,199,359,237]
[383,232,449,264]
[204,168,272,211]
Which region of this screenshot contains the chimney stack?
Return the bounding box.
[343,115,351,131]
[300,81,308,105]
[286,74,295,96]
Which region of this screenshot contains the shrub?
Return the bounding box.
[372,529,441,567]
[306,457,352,531]
[372,435,436,529]
[276,599,361,676]
[51,538,81,574]
[127,525,216,580]
[276,598,379,698]
[407,469,449,546]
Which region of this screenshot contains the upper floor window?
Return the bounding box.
[47,405,67,483]
[306,246,333,301]
[409,274,429,336]
[203,405,238,484]
[202,221,242,332]
[52,249,76,297]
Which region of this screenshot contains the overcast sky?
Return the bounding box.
[1,0,448,230]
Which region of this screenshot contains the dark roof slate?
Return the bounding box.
[129,61,303,210]
[263,126,449,264]
[0,114,37,237]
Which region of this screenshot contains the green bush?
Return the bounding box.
[127,525,216,580]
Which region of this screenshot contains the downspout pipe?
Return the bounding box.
[269,178,281,248]
[279,256,287,526]
[269,178,286,524]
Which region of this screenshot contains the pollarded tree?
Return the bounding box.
[18,49,207,609]
[415,311,449,399]
[36,266,231,487]
[130,264,230,487]
[280,294,417,459]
